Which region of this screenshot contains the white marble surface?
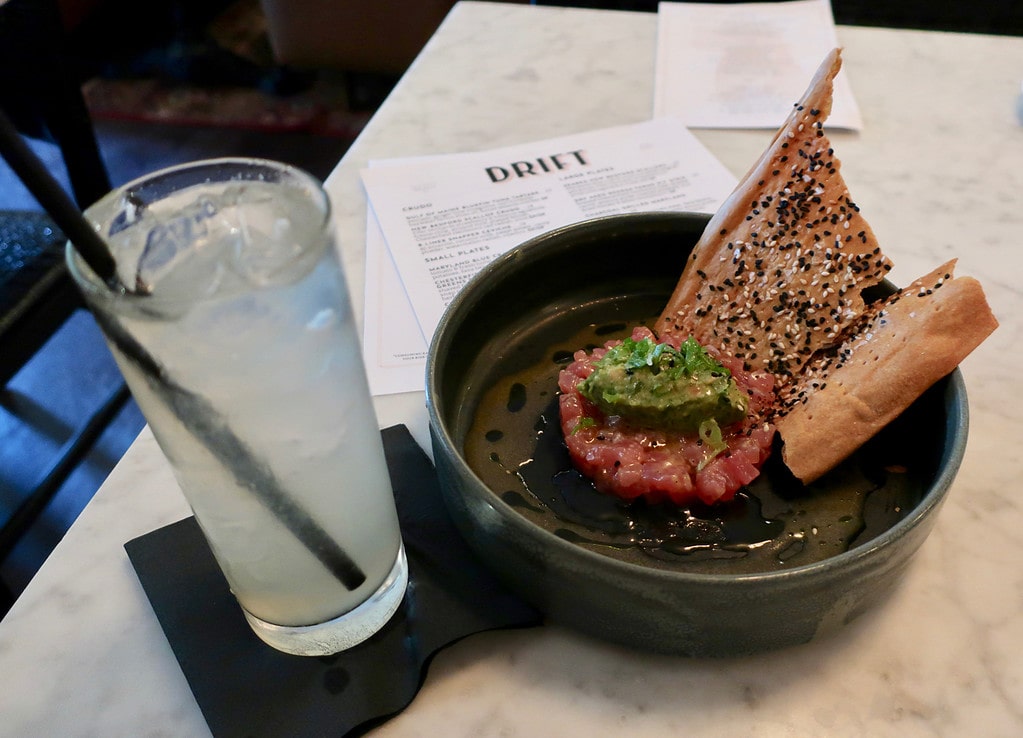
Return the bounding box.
[1,2,1021,736]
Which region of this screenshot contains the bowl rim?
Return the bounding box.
[426,212,968,586]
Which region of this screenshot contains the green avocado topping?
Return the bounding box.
[577,336,748,433]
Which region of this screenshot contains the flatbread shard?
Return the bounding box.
[775,260,998,482]
[655,47,998,484]
[657,48,893,384]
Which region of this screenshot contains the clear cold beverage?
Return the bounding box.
[75,169,406,650]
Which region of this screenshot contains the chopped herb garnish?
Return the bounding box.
[577,336,748,432]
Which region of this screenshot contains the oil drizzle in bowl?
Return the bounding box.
[463,315,922,575]
[510,394,786,560]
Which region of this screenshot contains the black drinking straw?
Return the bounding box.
[0,107,367,592]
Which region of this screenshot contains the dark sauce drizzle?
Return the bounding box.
[466,317,922,575]
[508,394,786,561]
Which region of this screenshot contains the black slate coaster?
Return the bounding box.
[125,424,543,738]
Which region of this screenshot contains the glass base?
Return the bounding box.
[242,545,409,656]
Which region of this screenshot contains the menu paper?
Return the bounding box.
[360,117,738,395]
[654,0,862,130]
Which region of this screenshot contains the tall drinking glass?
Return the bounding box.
[67,158,407,656]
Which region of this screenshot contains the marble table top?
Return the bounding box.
[1,2,1021,736]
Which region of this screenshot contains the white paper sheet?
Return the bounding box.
[654,0,862,130]
[362,203,430,396]
[361,117,738,395]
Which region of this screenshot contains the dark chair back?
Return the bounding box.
[0,0,128,615]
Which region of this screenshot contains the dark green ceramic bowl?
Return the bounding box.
[425,212,967,657]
